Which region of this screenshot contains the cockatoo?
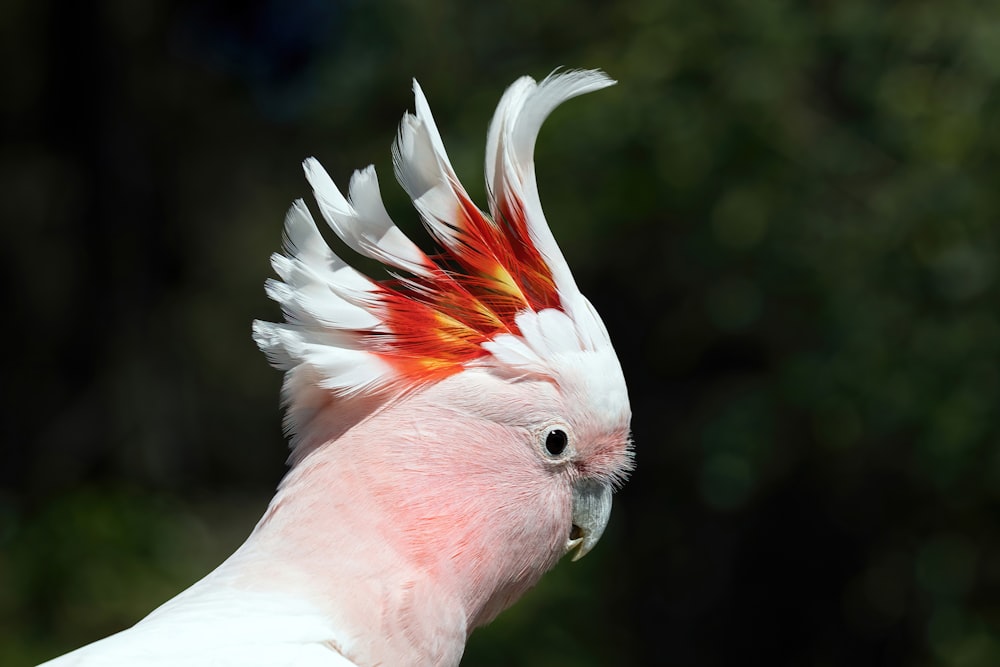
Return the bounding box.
[41,69,632,667]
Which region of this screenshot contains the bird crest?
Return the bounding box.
[254,69,624,437]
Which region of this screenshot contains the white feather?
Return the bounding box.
[485,69,615,301]
[480,333,547,375]
[38,586,359,667]
[391,82,488,258]
[304,158,432,277]
[254,323,394,395]
[264,207,381,331]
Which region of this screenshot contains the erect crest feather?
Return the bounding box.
[254,69,622,439]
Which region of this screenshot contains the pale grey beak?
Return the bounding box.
[566,478,613,561]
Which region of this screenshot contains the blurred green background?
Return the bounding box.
[3,0,1000,665]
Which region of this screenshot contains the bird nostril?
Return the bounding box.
[569,524,583,541]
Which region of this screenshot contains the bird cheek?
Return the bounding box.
[536,482,576,563]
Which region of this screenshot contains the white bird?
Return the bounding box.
[41,69,632,667]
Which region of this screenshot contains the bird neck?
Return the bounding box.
[211,382,566,666]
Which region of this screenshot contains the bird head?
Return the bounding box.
[253,70,632,628]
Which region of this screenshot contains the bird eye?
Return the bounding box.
[544,429,569,457]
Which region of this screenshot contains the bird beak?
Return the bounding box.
[566,478,613,561]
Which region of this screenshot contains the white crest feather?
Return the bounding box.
[304,158,433,278]
[391,81,477,256]
[255,69,628,446]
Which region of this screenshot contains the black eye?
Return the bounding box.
[544,429,568,457]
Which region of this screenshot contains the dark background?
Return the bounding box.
[3,1,1000,665]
